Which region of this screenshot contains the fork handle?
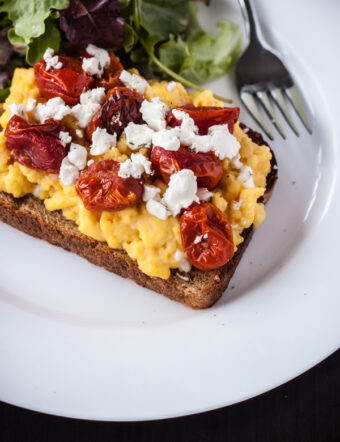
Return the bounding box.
[237,0,261,44]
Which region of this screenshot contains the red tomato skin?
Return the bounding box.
[86,87,144,141]
[75,159,144,212]
[180,202,234,270]
[34,56,94,105]
[167,105,240,135]
[151,146,223,190]
[5,115,69,173]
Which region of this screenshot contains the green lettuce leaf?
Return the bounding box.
[0,0,69,44]
[158,21,241,84]
[140,0,189,41]
[26,17,61,65]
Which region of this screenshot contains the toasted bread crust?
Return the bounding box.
[0,126,277,308]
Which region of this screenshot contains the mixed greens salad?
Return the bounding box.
[0,0,242,102]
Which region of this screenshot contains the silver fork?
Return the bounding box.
[236,0,312,140]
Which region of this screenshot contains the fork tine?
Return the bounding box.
[285,86,312,134]
[270,88,299,136]
[256,91,286,139]
[240,92,274,140]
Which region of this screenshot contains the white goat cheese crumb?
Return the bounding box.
[146,199,170,220]
[174,250,191,273]
[71,87,106,128]
[124,122,154,150]
[59,131,72,147]
[167,81,177,92]
[143,184,170,220]
[9,98,36,120]
[119,70,149,94]
[76,129,83,138]
[87,159,94,167]
[34,97,71,123]
[193,235,203,244]
[151,127,180,151]
[59,157,79,185]
[90,127,117,155]
[143,184,161,202]
[163,169,198,216]
[191,134,212,154]
[43,48,63,71]
[68,143,87,170]
[140,97,169,131]
[171,109,198,146]
[196,187,213,201]
[118,153,153,179]
[238,165,255,188]
[208,125,240,160]
[82,44,110,77]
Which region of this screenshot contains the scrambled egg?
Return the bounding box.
[0,68,272,279]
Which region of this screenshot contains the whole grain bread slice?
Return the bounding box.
[0,126,277,308]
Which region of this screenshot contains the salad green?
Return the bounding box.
[0,0,242,103]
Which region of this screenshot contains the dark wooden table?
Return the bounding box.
[1,350,339,442]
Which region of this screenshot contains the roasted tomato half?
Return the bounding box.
[5,115,69,173]
[180,202,234,270]
[96,53,124,91]
[34,55,94,105]
[75,159,144,212]
[87,87,144,140]
[167,105,240,135]
[151,146,223,190]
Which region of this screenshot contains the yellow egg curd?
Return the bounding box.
[0,68,272,279]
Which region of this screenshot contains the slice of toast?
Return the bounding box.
[0,125,277,308]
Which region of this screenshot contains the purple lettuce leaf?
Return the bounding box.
[59,0,124,48]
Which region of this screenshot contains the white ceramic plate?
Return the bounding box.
[0,0,339,421]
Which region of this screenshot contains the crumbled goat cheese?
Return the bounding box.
[174,250,191,273]
[34,97,71,123]
[143,184,161,202]
[59,131,72,147]
[143,184,170,220]
[76,129,83,138]
[9,98,36,120]
[193,235,203,244]
[163,169,198,216]
[90,127,117,155]
[87,159,94,167]
[167,81,177,92]
[189,124,241,161]
[232,154,243,169]
[124,123,154,150]
[151,128,180,151]
[208,125,240,160]
[82,44,110,77]
[203,233,208,239]
[59,157,79,185]
[118,153,153,179]
[273,164,278,170]
[196,187,213,201]
[68,143,87,170]
[140,97,169,131]
[238,165,255,188]
[71,87,106,128]
[171,109,198,146]
[119,70,149,94]
[43,48,62,71]
[146,199,170,220]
